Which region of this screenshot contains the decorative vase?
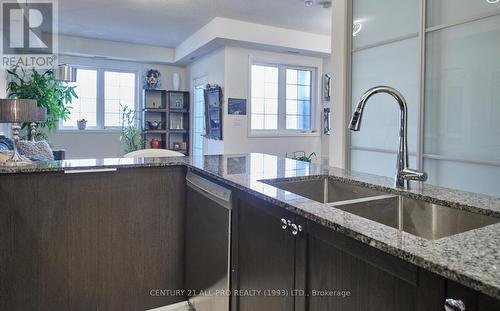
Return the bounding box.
[172,73,180,91]
[150,138,160,149]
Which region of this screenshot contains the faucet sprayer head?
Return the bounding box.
[349,110,362,131]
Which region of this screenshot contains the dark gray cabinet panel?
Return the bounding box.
[0,167,186,311]
[305,220,445,311]
[232,193,296,311]
[233,193,500,311]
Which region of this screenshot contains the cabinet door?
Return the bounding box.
[0,171,100,311]
[232,193,296,311]
[97,167,185,310]
[0,167,185,311]
[305,222,445,311]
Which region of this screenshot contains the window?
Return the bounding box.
[104,71,136,127]
[286,69,312,130]
[64,69,98,128]
[62,67,137,129]
[250,63,315,134]
[251,65,279,130]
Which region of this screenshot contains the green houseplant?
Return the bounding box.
[120,104,143,154]
[6,67,77,140]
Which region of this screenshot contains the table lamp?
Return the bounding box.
[0,99,38,166]
[30,107,48,142]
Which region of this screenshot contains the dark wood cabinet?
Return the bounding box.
[232,193,500,311]
[0,167,186,311]
[142,90,190,154]
[232,192,297,311]
[305,220,445,311]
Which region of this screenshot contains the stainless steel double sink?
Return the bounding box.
[262,177,499,240]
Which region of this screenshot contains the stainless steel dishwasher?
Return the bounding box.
[185,171,232,311]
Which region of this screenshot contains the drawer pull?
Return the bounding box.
[444,299,465,311]
[64,168,117,174]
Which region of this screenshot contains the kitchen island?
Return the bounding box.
[1,153,500,310]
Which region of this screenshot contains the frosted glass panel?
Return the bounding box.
[351,37,419,153]
[351,149,417,178]
[424,158,500,198]
[425,15,500,162]
[352,0,419,49]
[427,0,500,28]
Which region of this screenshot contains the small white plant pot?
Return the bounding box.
[77,119,87,130]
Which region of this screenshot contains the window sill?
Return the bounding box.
[56,128,122,134]
[248,130,320,138]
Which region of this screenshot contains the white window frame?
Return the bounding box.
[59,65,138,131]
[248,58,319,137]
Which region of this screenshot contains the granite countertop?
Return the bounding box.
[1,153,500,299]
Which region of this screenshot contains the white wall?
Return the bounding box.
[223,46,324,160]
[329,0,350,169]
[47,55,187,159]
[59,34,176,64]
[186,48,225,155]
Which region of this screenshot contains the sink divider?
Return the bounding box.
[327,194,398,208]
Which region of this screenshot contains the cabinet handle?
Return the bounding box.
[444,299,465,311]
[64,168,117,174]
[280,218,288,230]
[290,224,303,236]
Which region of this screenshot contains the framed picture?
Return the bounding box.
[169,92,184,109]
[172,142,181,150]
[228,98,247,115]
[323,107,331,135]
[204,84,223,140]
[323,74,331,101]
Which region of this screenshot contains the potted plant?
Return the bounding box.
[6,67,77,141]
[120,104,144,154]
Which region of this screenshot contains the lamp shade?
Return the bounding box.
[55,64,77,82]
[35,107,47,122]
[0,99,38,123]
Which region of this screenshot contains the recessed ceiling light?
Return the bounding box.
[486,0,499,3]
[304,0,314,6]
[352,22,363,37]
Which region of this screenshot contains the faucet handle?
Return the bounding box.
[401,168,428,182]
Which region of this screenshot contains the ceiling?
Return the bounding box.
[58,0,332,47]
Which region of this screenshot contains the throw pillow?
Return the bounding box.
[17,140,54,161]
[0,136,13,151]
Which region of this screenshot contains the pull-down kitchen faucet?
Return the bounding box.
[349,86,427,189]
